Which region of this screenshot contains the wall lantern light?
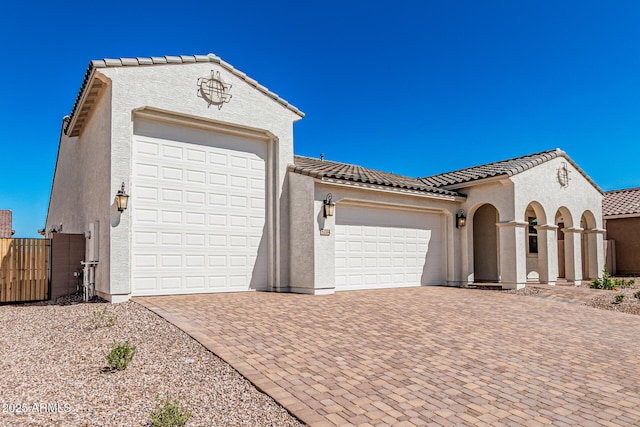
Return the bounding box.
[323,193,335,218]
[115,182,130,212]
[456,209,466,228]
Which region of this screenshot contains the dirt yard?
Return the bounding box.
[0,296,304,427]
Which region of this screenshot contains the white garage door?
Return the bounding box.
[130,119,268,296]
[335,204,443,291]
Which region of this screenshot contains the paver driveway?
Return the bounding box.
[136,287,640,426]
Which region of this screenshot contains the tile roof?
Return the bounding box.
[0,210,13,238]
[290,156,463,197]
[65,53,304,135]
[419,148,602,192]
[603,187,640,217]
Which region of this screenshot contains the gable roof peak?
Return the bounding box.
[65,52,304,136]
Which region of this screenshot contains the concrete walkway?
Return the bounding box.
[136,287,640,426]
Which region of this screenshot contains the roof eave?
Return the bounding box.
[64,67,96,136]
[435,174,512,191]
[317,177,466,202]
[604,213,640,219]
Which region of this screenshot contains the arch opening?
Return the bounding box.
[581,210,598,279]
[555,208,569,279]
[524,202,547,281]
[473,204,499,282]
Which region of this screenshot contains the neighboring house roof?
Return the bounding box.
[0,210,13,238]
[419,148,602,193]
[603,187,640,217]
[290,156,463,197]
[65,53,304,136]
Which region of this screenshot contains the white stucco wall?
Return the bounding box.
[512,156,604,283]
[95,62,301,297]
[454,179,515,284]
[288,173,317,293]
[46,86,113,295]
[511,156,603,228]
[288,176,462,293]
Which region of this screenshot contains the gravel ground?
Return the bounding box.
[584,284,640,315]
[0,296,305,427]
[505,278,640,315]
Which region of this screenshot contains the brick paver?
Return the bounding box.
[135,287,640,426]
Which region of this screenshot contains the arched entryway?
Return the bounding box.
[473,204,499,282]
[581,210,599,280]
[555,207,583,284]
[555,208,571,279]
[524,202,548,282]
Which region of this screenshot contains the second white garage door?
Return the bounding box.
[130,119,269,296]
[335,204,444,291]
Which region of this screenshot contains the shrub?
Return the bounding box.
[614,294,626,304]
[105,341,136,371]
[590,268,635,290]
[616,278,636,289]
[634,290,640,299]
[90,307,115,329]
[150,396,192,427]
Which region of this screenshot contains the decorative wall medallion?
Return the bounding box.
[557,162,570,188]
[197,70,232,109]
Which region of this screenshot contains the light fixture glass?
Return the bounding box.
[456,209,466,228]
[115,182,130,212]
[323,193,335,217]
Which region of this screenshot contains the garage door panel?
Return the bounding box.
[186,148,206,162]
[335,204,443,291]
[163,167,183,181]
[131,120,268,296]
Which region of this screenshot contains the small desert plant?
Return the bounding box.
[616,277,636,288]
[90,307,115,329]
[150,396,192,427]
[614,294,626,304]
[590,268,635,290]
[634,290,640,299]
[105,341,136,371]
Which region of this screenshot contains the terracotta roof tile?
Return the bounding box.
[419,148,602,192]
[419,149,561,187]
[603,187,640,216]
[291,156,462,197]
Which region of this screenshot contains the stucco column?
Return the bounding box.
[461,218,473,286]
[496,221,527,289]
[584,228,606,280]
[563,227,584,286]
[535,224,558,285]
[313,198,336,294]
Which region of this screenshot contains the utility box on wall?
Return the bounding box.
[50,233,85,300]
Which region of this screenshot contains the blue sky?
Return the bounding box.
[1,1,640,237]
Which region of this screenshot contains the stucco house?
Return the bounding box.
[603,188,640,275]
[45,53,604,302]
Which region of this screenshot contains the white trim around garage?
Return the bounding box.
[131,108,279,295]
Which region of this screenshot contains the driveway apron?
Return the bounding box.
[135,287,640,426]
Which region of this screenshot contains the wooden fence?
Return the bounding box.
[0,238,51,303]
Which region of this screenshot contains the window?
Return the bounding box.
[528,217,538,254]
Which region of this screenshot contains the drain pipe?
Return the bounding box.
[81,260,99,301]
